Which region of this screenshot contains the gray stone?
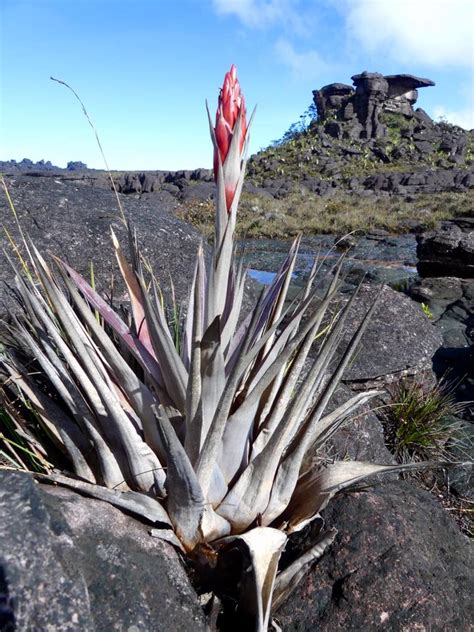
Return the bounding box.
[409,276,464,319]
[0,175,204,315]
[417,218,474,278]
[337,284,443,387]
[313,84,354,122]
[327,384,396,465]
[351,72,389,139]
[179,180,215,202]
[0,471,207,632]
[276,481,473,631]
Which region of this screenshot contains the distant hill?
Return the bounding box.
[2,71,473,205]
[247,71,473,196]
[0,158,88,173]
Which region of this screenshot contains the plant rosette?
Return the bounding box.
[0,67,467,632]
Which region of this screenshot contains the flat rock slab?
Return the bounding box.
[0,175,203,313]
[339,284,443,386]
[276,480,473,631]
[327,384,396,465]
[0,471,207,632]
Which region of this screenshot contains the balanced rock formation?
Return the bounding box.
[313,71,435,140]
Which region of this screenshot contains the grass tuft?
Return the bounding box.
[383,376,467,463]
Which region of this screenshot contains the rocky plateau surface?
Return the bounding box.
[0,172,473,631]
[0,71,473,630]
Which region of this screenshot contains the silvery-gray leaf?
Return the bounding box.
[221,527,287,632]
[36,472,172,526]
[150,528,186,552]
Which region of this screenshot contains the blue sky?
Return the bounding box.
[1,0,473,170]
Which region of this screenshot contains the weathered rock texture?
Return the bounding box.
[275,480,473,631]
[338,284,443,388]
[410,223,474,490]
[248,72,473,200]
[417,217,474,278]
[314,72,435,139]
[409,274,474,416]
[0,471,207,632]
[327,384,396,466]
[0,175,204,314]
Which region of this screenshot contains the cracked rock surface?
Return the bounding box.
[275,480,473,631]
[0,471,207,632]
[337,284,443,387]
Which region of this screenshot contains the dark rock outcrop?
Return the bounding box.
[409,275,474,418]
[385,74,436,116]
[247,71,473,200]
[67,161,88,171]
[417,217,474,278]
[313,83,354,123]
[409,228,474,483]
[351,71,390,139]
[0,158,57,172]
[276,480,473,631]
[0,471,207,632]
[338,284,443,388]
[314,71,435,140]
[350,166,474,195]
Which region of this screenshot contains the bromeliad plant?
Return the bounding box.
[0,66,440,630]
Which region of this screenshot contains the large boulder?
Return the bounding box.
[417,217,474,278]
[0,471,207,632]
[384,74,435,116]
[351,71,389,139]
[312,83,354,122]
[409,276,474,420]
[337,284,443,389]
[276,480,473,631]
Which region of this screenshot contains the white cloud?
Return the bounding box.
[433,105,474,130]
[274,38,331,79]
[212,0,303,30]
[339,0,474,68]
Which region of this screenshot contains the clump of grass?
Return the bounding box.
[383,376,473,537]
[0,400,53,473]
[383,377,466,463]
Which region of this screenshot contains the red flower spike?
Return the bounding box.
[214,64,248,211]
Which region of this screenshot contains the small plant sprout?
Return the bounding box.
[421,302,434,320]
[0,67,466,631]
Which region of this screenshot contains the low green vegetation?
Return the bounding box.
[383,377,466,463]
[379,111,415,144]
[421,302,434,320]
[177,189,474,239]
